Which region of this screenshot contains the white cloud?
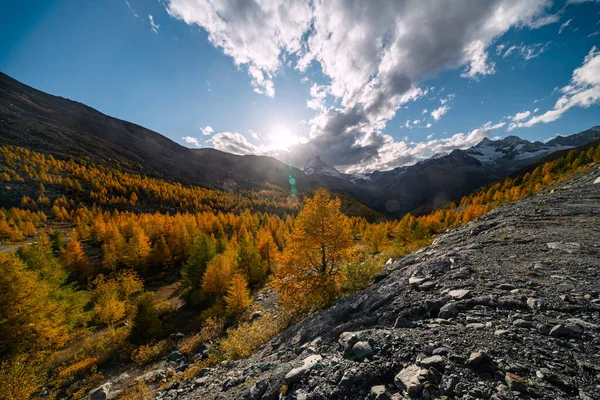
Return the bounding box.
[502,41,550,61]
[588,31,600,38]
[200,125,214,136]
[167,0,558,172]
[306,83,330,111]
[149,14,159,33]
[559,18,572,34]
[182,136,201,147]
[511,110,532,121]
[440,94,455,105]
[534,107,540,112]
[125,0,138,17]
[509,46,600,130]
[431,105,450,121]
[422,108,428,114]
[166,0,312,96]
[426,122,432,128]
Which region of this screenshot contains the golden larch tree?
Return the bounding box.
[273,189,354,314]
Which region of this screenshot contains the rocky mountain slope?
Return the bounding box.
[141,165,600,400]
[307,128,600,217]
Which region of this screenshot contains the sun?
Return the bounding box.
[269,127,295,151]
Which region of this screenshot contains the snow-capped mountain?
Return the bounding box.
[303,156,346,179]
[307,126,600,216]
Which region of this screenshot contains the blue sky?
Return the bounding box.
[1,0,599,172]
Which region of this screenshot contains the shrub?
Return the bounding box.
[219,313,282,359]
[342,256,384,293]
[179,318,223,356]
[131,340,171,366]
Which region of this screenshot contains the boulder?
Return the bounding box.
[419,355,445,372]
[438,303,459,319]
[352,341,373,359]
[284,354,323,384]
[394,365,427,396]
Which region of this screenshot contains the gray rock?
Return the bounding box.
[369,385,390,400]
[248,380,268,400]
[427,366,443,385]
[466,351,492,368]
[546,242,581,253]
[338,331,360,350]
[527,297,541,310]
[419,281,436,291]
[394,365,427,397]
[512,319,532,328]
[90,383,111,400]
[438,303,459,319]
[139,369,166,383]
[448,289,471,300]
[419,355,445,372]
[409,276,429,286]
[466,323,485,329]
[550,323,583,337]
[352,341,373,359]
[537,323,552,335]
[284,354,323,384]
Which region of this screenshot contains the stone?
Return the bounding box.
[420,355,445,372]
[466,323,485,329]
[494,329,510,336]
[369,385,390,400]
[248,380,268,400]
[338,332,360,350]
[448,289,471,300]
[505,372,528,393]
[438,303,459,319]
[537,323,552,335]
[466,351,492,368]
[284,354,323,384]
[90,383,111,400]
[140,369,166,383]
[432,347,449,356]
[567,318,599,330]
[419,281,436,291]
[527,298,541,310]
[352,341,373,359]
[427,367,443,385]
[546,242,581,254]
[251,310,263,320]
[594,176,600,184]
[394,365,427,397]
[550,324,583,337]
[394,317,415,328]
[409,276,429,286]
[512,319,532,328]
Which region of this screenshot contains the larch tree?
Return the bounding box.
[62,230,93,279]
[182,233,216,303]
[224,274,252,317]
[273,189,355,315]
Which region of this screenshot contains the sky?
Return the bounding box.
[1,0,599,173]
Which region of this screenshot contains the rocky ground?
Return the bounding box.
[92,166,600,400]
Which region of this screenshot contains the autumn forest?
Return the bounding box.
[1,141,600,399]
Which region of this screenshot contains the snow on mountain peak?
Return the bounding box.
[303,156,344,178]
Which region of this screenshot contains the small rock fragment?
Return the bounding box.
[505,372,528,393]
[420,355,445,372]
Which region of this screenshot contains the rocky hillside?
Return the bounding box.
[123,165,600,400]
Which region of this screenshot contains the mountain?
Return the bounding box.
[309,127,600,216]
[1,71,598,218]
[0,72,310,193]
[158,161,600,399]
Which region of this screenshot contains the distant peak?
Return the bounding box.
[304,155,344,178]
